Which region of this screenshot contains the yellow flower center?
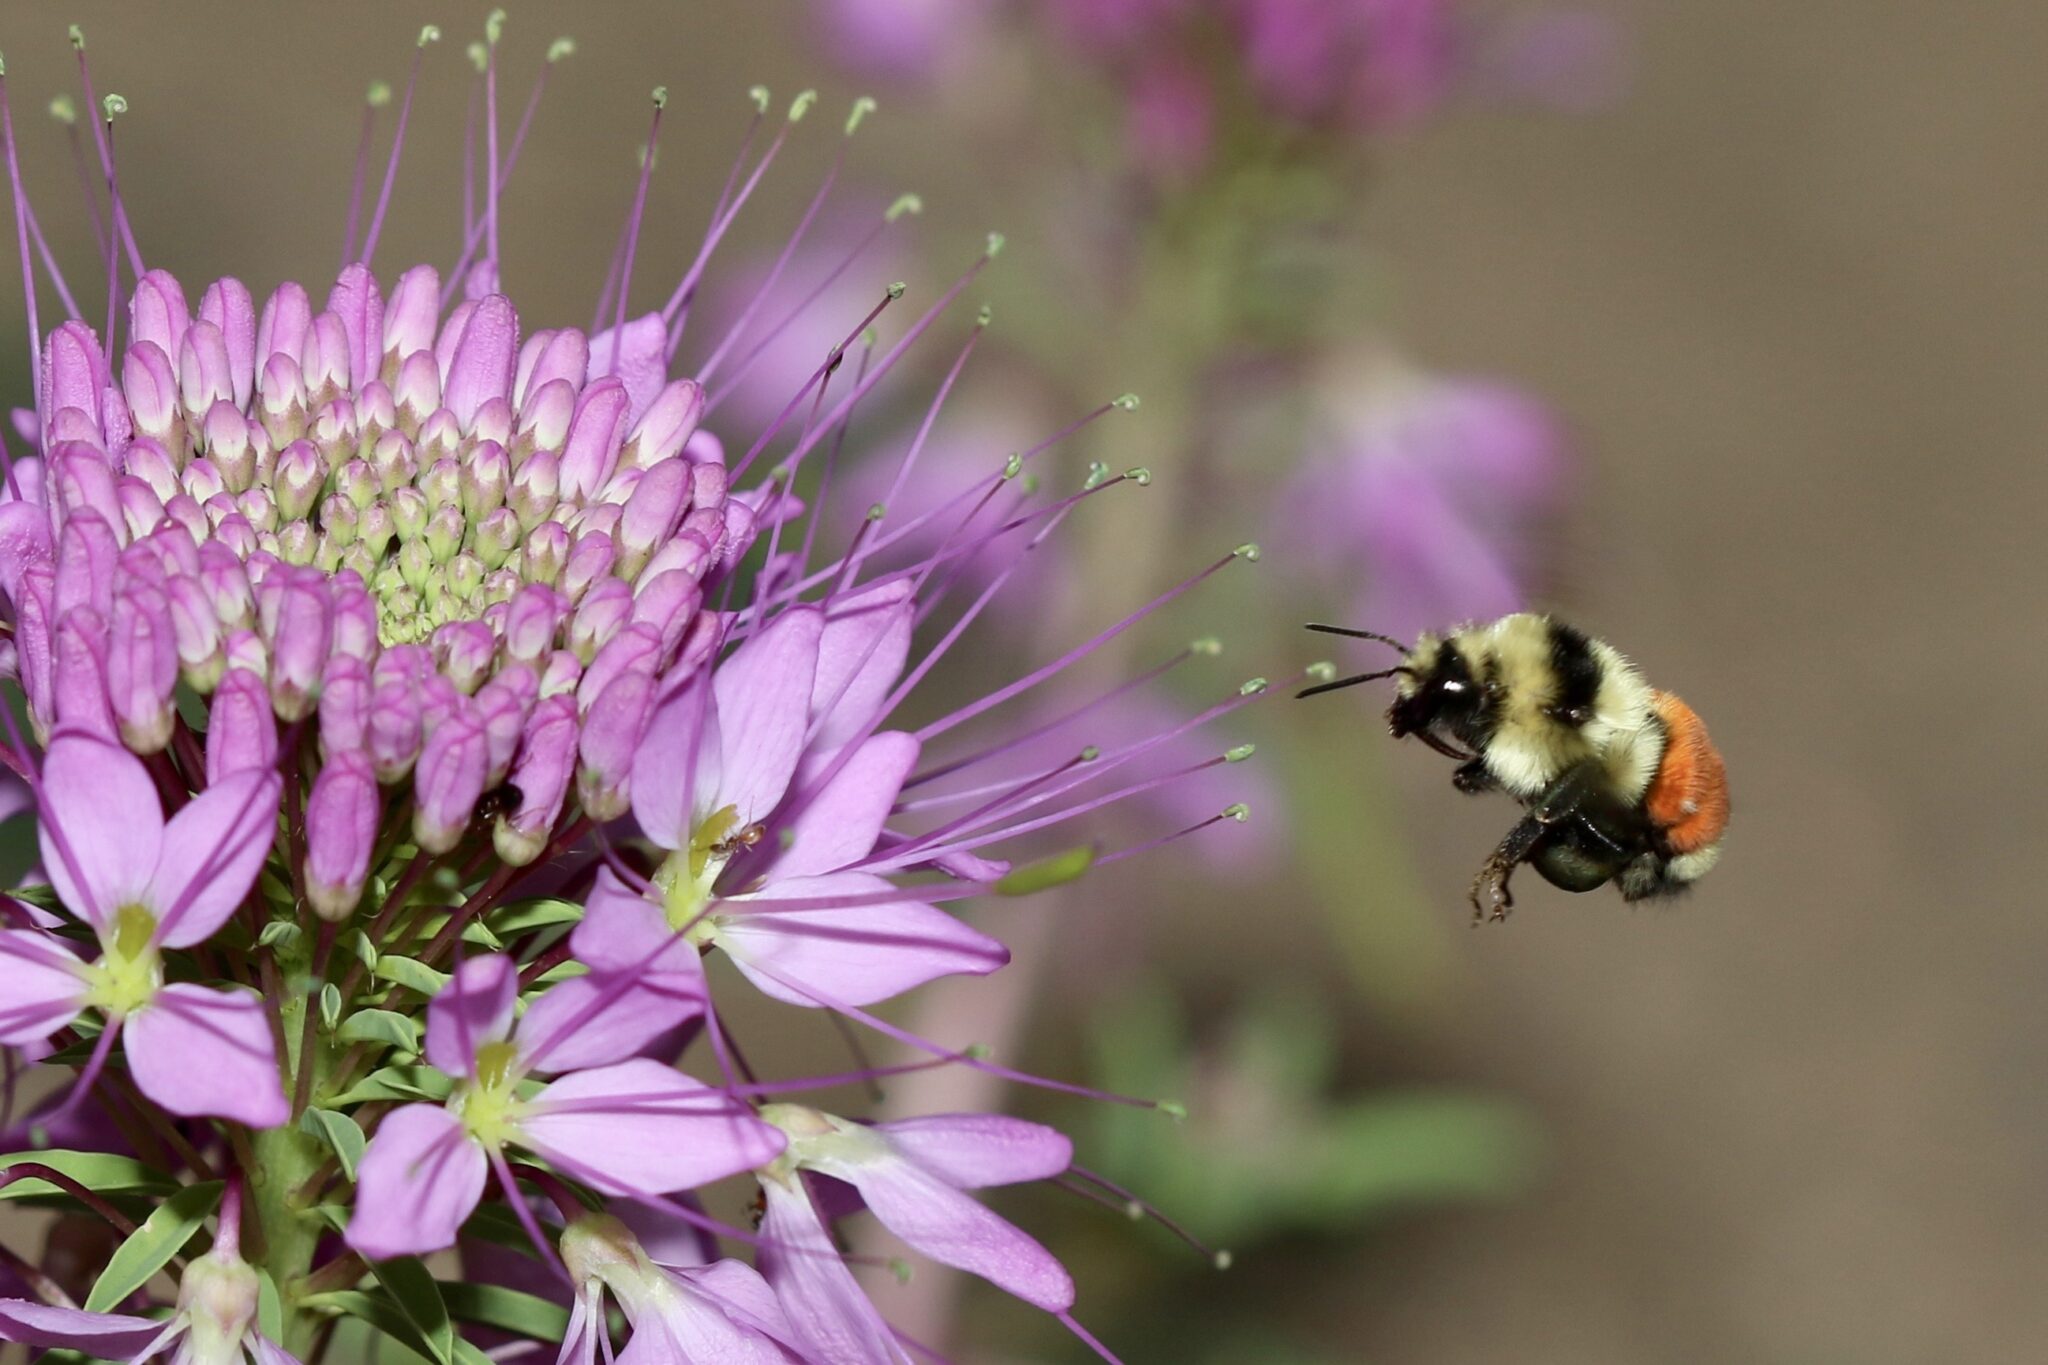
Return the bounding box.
[458,1039,526,1148]
[652,803,759,946]
[83,904,160,1017]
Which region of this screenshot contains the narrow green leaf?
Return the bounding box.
[338,1009,421,1053]
[299,1108,368,1182]
[256,1269,285,1344]
[374,955,450,996]
[84,1180,222,1311]
[487,898,583,936]
[460,920,503,950]
[0,1150,178,1200]
[324,1065,453,1107]
[369,1256,455,1365]
[995,843,1098,896]
[441,1281,571,1344]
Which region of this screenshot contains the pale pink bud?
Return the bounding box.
[121,341,182,449]
[382,264,441,363]
[539,649,583,698]
[198,277,257,409]
[300,313,352,404]
[630,570,704,661]
[615,458,691,579]
[198,540,254,630]
[274,440,324,521]
[444,295,519,433]
[207,667,278,782]
[129,270,190,359]
[257,281,312,371]
[368,681,423,782]
[43,322,108,440]
[515,327,589,406]
[432,620,496,695]
[116,478,166,543]
[559,531,615,605]
[475,667,537,784]
[178,321,235,420]
[520,520,570,588]
[414,704,488,853]
[320,653,373,756]
[109,580,177,753]
[559,376,630,500]
[51,445,125,537]
[502,583,565,662]
[496,691,577,864]
[393,350,442,428]
[567,577,633,663]
[306,748,378,921]
[577,668,655,821]
[326,264,386,395]
[514,378,577,465]
[266,570,333,721]
[54,508,118,619]
[622,378,704,469]
[202,402,258,493]
[576,622,660,716]
[258,353,307,446]
[54,605,115,737]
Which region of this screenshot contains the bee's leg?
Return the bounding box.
[1451,758,1498,794]
[1530,759,1604,826]
[1472,816,1547,923]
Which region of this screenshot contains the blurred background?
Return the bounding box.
[3,1,2046,1360]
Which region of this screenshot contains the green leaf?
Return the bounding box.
[324,1065,453,1107]
[256,1269,286,1344]
[84,1180,222,1311]
[374,955,450,996]
[257,919,304,954]
[368,1256,455,1365]
[320,982,344,1032]
[487,898,583,936]
[0,1150,178,1201]
[300,1108,368,1182]
[995,843,1098,896]
[460,920,504,950]
[441,1281,571,1343]
[338,1009,421,1053]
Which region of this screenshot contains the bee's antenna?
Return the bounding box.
[1297,666,1408,700]
[1304,623,1409,652]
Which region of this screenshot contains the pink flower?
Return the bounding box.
[559,1214,802,1363]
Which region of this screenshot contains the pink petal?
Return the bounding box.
[519,1060,785,1195]
[624,1260,801,1364]
[425,954,518,1078]
[347,1104,488,1260]
[36,727,163,929]
[720,873,1007,1008]
[250,1336,308,1365]
[569,871,696,977]
[514,970,705,1076]
[875,1114,1073,1189]
[631,681,718,852]
[589,312,671,424]
[0,930,87,1044]
[0,1299,168,1355]
[710,608,822,826]
[757,1177,906,1365]
[814,1148,1074,1312]
[811,581,912,752]
[126,984,288,1128]
[774,732,918,878]
[151,768,283,947]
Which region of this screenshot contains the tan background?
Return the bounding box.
[0,2,2041,1360]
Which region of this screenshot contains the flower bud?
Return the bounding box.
[356,378,396,448]
[424,504,465,563]
[560,376,630,500]
[198,276,257,409]
[122,341,184,451]
[514,376,577,463]
[258,353,307,446]
[567,577,633,663]
[630,570,704,662]
[54,509,118,620]
[475,669,536,784]
[116,477,166,544]
[334,459,378,511]
[270,439,322,522]
[43,322,108,439]
[621,377,704,469]
[615,458,691,580]
[516,326,589,405]
[300,312,352,404]
[432,619,496,694]
[461,441,510,521]
[519,519,570,588]
[179,320,235,419]
[559,531,615,605]
[52,445,125,541]
[320,653,372,756]
[577,668,655,821]
[382,265,441,366]
[419,457,462,512]
[634,528,713,586]
[539,648,583,698]
[129,269,191,358]
[470,396,514,453]
[108,581,178,753]
[413,704,488,853]
[265,568,333,721]
[502,583,565,662]
[311,398,359,467]
[444,295,518,433]
[257,280,312,371]
[368,681,423,782]
[494,695,575,865]
[577,622,660,716]
[326,262,385,394]
[393,349,442,431]
[207,667,278,783]
[304,748,378,921]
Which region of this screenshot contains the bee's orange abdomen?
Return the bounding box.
[1644,691,1729,854]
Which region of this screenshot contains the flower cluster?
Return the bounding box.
[0,23,1263,1364]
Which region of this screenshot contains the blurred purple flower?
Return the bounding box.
[1278,361,1568,644]
[815,0,997,80]
[1237,0,1460,132]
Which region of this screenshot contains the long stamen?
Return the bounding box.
[0,62,45,433]
[341,81,390,266]
[50,95,107,262]
[69,31,143,277]
[604,88,667,375]
[358,26,440,268]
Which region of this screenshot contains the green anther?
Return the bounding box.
[474,1040,519,1091]
[1123,1201,1145,1220]
[101,94,127,121]
[0,54,7,78]
[1080,746,1100,761]
[1214,1250,1235,1271]
[1021,474,1041,495]
[846,96,877,135]
[366,81,392,108]
[651,86,669,109]
[687,805,746,883]
[749,86,771,114]
[1191,636,1223,655]
[1233,542,1261,561]
[985,231,1006,257]
[113,905,153,961]
[419,24,442,46]
[48,95,76,125]
[976,304,993,327]
[1126,466,1152,485]
[860,327,879,348]
[1112,392,1141,411]
[770,463,793,485]
[486,8,506,44]
[1083,462,1110,490]
[467,42,489,73]
[886,281,907,300]
[1225,743,1256,763]
[866,503,886,521]
[889,1260,914,1287]
[1003,453,1024,479]
[788,89,817,122]
[1224,803,1251,822]
[964,1043,992,1059]
[1157,1100,1189,1121]
[886,193,923,221]
[1239,677,1270,695]
[69,25,85,50]
[549,38,578,62]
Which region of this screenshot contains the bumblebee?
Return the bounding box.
[1301,614,1729,921]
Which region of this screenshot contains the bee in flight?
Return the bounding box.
[1300,614,1729,922]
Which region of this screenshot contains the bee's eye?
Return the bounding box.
[1440,679,1466,695]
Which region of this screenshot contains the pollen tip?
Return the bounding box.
[0,54,8,78]
[101,93,128,121]
[1239,677,1269,696]
[1000,453,1024,481]
[1232,542,1260,562]
[860,327,880,348]
[1214,1249,1234,1271]
[1125,466,1152,485]
[1083,461,1110,490]
[788,89,817,122]
[548,37,578,63]
[1191,635,1223,655]
[985,230,1006,258]
[68,25,85,51]
[976,303,993,328]
[1020,473,1042,494]
[886,192,923,221]
[651,85,669,109]
[366,80,393,108]
[486,7,507,45]
[418,24,443,47]
[1224,743,1255,763]
[963,1042,992,1059]
[749,85,771,114]
[1123,1200,1145,1221]
[865,502,886,521]
[467,41,489,73]
[47,94,75,124]
[886,280,907,300]
[769,463,793,486]
[1079,745,1100,762]
[1112,392,1141,411]
[888,1258,914,1286]
[1224,802,1251,822]
[846,95,878,135]
[1157,1099,1188,1122]
[27,1124,47,1150]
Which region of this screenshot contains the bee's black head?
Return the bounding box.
[1388,643,1494,755]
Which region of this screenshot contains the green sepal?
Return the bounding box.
[994,843,1098,896]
